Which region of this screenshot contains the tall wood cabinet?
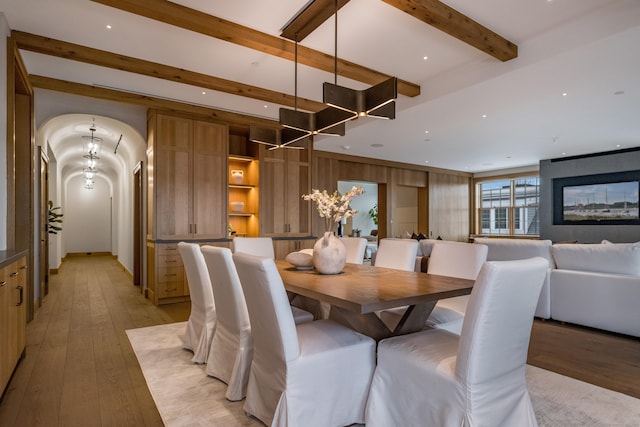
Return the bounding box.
[1,254,27,397]
[146,111,228,304]
[149,112,228,240]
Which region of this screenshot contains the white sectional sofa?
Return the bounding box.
[473,238,554,319]
[551,242,640,338]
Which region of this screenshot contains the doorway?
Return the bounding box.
[39,148,49,304]
[133,162,143,288]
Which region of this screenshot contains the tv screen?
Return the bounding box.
[553,170,640,225]
[562,181,639,222]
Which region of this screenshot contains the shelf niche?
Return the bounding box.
[229,127,259,237]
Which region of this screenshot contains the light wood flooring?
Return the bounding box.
[0,254,638,426]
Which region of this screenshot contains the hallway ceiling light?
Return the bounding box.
[82,119,102,158]
[81,118,101,189]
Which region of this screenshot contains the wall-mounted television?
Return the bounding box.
[553,170,640,225]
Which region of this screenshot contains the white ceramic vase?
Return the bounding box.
[230,169,244,185]
[313,231,346,275]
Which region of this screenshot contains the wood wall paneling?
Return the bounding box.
[429,172,471,241]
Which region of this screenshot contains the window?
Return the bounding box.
[476,175,540,236]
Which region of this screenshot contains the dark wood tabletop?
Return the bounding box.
[276,260,474,314]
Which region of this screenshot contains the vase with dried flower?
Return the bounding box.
[302,186,364,274]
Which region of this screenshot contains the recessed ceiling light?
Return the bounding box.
[423,56,428,61]
[424,130,429,134]
[202,91,206,95]
[562,152,566,155]
[482,114,487,118]
[264,105,268,108]
[342,145,350,150]
[106,25,112,29]
[424,160,429,164]
[562,92,568,97]
[616,144,621,148]
[370,143,384,148]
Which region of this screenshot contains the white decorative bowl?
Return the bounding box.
[230,201,244,213]
[285,251,314,270]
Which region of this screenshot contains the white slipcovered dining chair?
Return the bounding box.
[373,238,420,329]
[177,242,216,364]
[366,257,548,427]
[201,246,313,401]
[425,241,488,334]
[339,237,367,264]
[233,252,376,427]
[232,236,275,258]
[201,245,252,401]
[373,238,419,270]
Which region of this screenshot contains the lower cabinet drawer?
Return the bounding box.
[157,281,185,299]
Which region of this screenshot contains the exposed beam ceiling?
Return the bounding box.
[90,0,421,97]
[280,0,351,42]
[29,75,280,128]
[382,0,518,61]
[12,31,326,112]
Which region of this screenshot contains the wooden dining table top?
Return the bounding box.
[276,260,475,314]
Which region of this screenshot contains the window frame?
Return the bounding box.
[474,172,540,237]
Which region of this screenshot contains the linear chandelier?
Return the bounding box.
[248,126,309,150]
[251,0,398,149]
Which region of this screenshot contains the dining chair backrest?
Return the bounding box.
[233,237,275,258]
[456,257,547,387]
[179,241,215,309]
[427,241,488,280]
[201,246,249,340]
[374,238,419,271]
[201,245,253,401]
[340,237,367,264]
[233,252,300,364]
[177,241,216,363]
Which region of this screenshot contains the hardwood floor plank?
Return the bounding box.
[59,262,101,426]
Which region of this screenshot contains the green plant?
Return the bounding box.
[47,200,63,234]
[368,204,378,226]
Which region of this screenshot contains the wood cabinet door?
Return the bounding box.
[15,259,26,358]
[260,150,287,236]
[193,121,228,239]
[285,150,311,235]
[0,266,8,393]
[155,115,192,239]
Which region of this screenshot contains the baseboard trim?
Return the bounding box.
[64,252,114,258]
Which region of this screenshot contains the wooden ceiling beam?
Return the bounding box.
[12,31,325,112]
[280,0,351,42]
[29,75,281,128]
[382,0,517,62]
[90,0,420,97]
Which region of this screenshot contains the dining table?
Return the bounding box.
[276,260,475,340]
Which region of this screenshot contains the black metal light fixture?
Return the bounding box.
[324,76,397,120]
[278,34,348,139]
[249,126,309,150]
[321,0,398,121]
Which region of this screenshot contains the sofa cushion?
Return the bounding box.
[473,238,554,267]
[552,243,640,276]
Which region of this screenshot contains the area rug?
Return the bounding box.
[127,322,640,427]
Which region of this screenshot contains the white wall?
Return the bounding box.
[0,15,9,249]
[64,175,112,253]
[338,181,378,236]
